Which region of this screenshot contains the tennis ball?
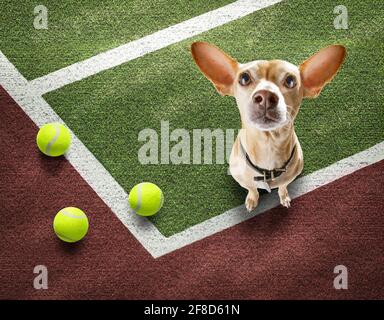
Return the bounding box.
[128,182,164,216]
[36,123,71,157]
[53,207,89,243]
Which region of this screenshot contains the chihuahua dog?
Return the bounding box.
[191,42,346,211]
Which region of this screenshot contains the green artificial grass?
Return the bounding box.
[8,0,384,236]
[0,0,233,80]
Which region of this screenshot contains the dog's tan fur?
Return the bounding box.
[191,42,346,210]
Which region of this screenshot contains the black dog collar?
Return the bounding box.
[239,141,296,183]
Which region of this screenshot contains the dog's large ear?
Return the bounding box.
[299,45,346,98]
[191,42,238,96]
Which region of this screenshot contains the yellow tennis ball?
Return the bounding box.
[128,182,164,216]
[53,207,89,243]
[36,123,71,157]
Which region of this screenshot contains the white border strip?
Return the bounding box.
[29,0,282,95]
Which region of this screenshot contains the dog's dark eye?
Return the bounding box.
[284,75,297,89]
[239,72,251,86]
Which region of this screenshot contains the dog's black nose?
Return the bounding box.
[253,90,279,110]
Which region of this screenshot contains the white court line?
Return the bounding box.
[1,0,383,258]
[29,0,282,95]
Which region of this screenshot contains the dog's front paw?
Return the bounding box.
[245,191,259,212]
[278,186,291,208]
[280,195,291,208]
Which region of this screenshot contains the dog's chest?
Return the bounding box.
[254,145,284,170]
